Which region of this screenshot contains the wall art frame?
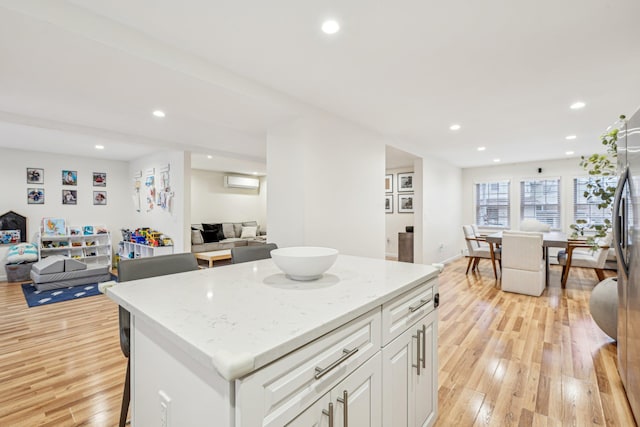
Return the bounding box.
[26,168,44,184]
[93,191,107,205]
[62,170,77,186]
[385,174,393,193]
[62,189,77,205]
[385,195,393,214]
[397,172,414,192]
[398,193,414,213]
[27,188,45,204]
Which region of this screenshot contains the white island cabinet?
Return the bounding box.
[107,254,440,427]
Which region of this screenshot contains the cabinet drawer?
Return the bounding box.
[382,278,437,345]
[235,308,381,427]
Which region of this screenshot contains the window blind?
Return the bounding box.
[475,181,510,227]
[520,178,561,229]
[573,176,617,226]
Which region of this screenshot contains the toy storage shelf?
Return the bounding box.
[119,241,173,259]
[38,228,112,268]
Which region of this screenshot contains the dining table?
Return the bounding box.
[485,231,568,286]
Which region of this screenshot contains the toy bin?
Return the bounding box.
[4,262,35,282]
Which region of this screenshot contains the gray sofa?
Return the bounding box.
[191,221,266,253]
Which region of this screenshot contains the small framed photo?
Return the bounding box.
[69,227,82,236]
[62,189,77,205]
[26,168,44,184]
[385,174,393,193]
[93,191,107,205]
[27,188,44,204]
[398,193,414,213]
[385,195,393,214]
[93,172,106,187]
[62,170,77,186]
[397,172,414,192]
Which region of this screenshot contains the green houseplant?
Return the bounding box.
[569,115,626,246]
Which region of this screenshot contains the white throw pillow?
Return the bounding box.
[240,226,257,239]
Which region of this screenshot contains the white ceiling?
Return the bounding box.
[1,0,640,171]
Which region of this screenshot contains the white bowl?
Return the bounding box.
[271,247,339,281]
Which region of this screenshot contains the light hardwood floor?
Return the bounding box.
[0,258,636,426]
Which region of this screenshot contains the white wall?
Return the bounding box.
[0,147,131,279]
[385,167,414,258]
[190,169,267,229]
[267,116,386,258]
[129,150,190,253]
[419,156,463,264]
[461,157,586,254]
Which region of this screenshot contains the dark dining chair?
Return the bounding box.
[231,243,278,264]
[116,253,199,427]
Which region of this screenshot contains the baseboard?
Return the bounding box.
[440,253,462,265]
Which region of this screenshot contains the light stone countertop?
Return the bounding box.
[107,254,439,381]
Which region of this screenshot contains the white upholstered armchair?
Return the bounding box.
[463,225,500,278]
[501,231,545,296]
[557,232,612,287]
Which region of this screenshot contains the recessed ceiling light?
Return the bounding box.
[493,158,501,163]
[449,124,461,131]
[207,155,212,159]
[566,151,575,155]
[95,145,104,150]
[477,147,486,151]
[252,172,258,175]
[570,101,586,110]
[322,20,340,34]
[152,110,166,118]
[565,135,577,140]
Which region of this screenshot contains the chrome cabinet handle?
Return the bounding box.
[315,348,359,379]
[337,390,348,426]
[412,331,421,375]
[420,324,426,369]
[322,402,334,427]
[409,297,432,313]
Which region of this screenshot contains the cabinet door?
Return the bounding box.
[382,319,415,426]
[382,309,438,427]
[286,394,331,427]
[414,310,437,427]
[331,352,381,427]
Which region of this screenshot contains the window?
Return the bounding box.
[574,176,618,226]
[475,181,510,227]
[520,178,561,229]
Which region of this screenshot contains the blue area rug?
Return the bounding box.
[21,275,116,307]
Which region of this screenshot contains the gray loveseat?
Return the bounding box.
[191,221,266,253]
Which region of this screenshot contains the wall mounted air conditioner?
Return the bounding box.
[224,175,260,189]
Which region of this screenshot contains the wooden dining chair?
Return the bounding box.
[462,225,500,278]
[557,232,612,288]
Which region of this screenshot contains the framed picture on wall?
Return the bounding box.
[27,188,44,204]
[26,168,44,184]
[398,193,414,213]
[397,172,414,192]
[62,170,77,186]
[93,172,106,187]
[62,189,77,205]
[385,195,393,213]
[385,174,393,193]
[93,191,107,205]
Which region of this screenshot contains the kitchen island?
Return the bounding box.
[107,254,440,426]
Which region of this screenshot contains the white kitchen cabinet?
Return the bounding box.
[286,352,381,427]
[382,309,438,427]
[109,255,440,427]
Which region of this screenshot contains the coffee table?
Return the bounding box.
[194,249,232,268]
